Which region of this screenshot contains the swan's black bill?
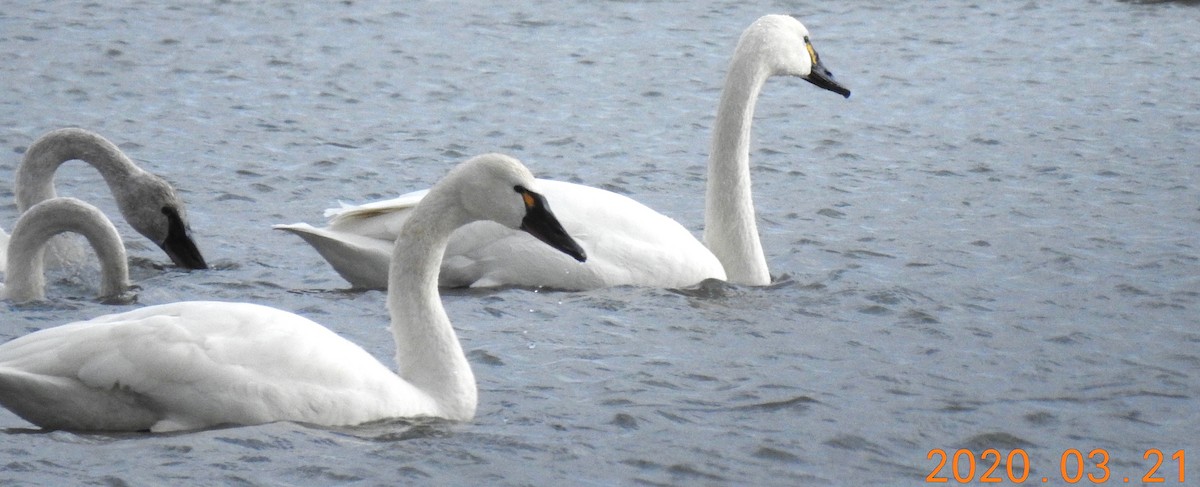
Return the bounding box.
[805,58,851,98]
[515,187,587,263]
[161,206,208,269]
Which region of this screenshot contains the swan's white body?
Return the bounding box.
[1,128,208,272]
[0,154,585,432]
[0,302,425,431]
[1,197,130,303]
[278,179,723,289]
[275,15,848,290]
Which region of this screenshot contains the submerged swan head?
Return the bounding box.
[2,197,131,303]
[16,127,208,270]
[113,173,207,270]
[740,14,851,98]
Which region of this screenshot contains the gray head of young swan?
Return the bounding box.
[751,14,851,98]
[445,154,587,262]
[112,173,208,270]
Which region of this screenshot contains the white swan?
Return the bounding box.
[3,128,207,271]
[274,14,849,290]
[0,153,586,432]
[1,197,131,303]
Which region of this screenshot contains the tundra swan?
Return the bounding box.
[276,15,847,289]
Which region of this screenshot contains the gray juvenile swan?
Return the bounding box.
[0,154,585,432]
[275,14,849,290]
[1,197,131,303]
[5,128,207,271]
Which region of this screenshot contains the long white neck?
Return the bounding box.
[703,44,773,286]
[3,198,130,303]
[16,128,146,212]
[386,189,477,421]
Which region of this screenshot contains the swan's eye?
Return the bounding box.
[804,36,819,66]
[514,185,536,209]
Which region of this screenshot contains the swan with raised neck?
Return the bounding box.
[14,128,207,269]
[705,14,851,285]
[0,153,585,432]
[2,197,131,303]
[274,14,849,290]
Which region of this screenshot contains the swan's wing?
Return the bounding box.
[271,190,426,286]
[272,223,393,288]
[0,301,422,431]
[325,188,428,220]
[323,189,429,240]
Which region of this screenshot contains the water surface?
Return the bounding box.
[1,1,1197,485]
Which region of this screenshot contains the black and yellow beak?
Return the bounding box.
[803,37,851,98]
[515,186,587,262]
[160,206,208,269]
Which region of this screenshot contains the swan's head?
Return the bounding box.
[745,14,851,98]
[114,173,208,270]
[442,154,587,263]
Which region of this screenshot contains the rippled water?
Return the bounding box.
[1,1,1197,485]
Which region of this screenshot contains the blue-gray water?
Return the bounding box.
[1,1,1197,485]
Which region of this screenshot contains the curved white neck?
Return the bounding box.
[16,128,145,212]
[703,48,772,286]
[386,189,477,421]
[3,198,130,302]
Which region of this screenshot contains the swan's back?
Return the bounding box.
[293,178,723,289]
[0,301,430,431]
[326,189,428,240]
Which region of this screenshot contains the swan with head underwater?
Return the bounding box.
[0,153,586,432]
[274,14,850,290]
[0,128,207,273]
[1,197,131,303]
